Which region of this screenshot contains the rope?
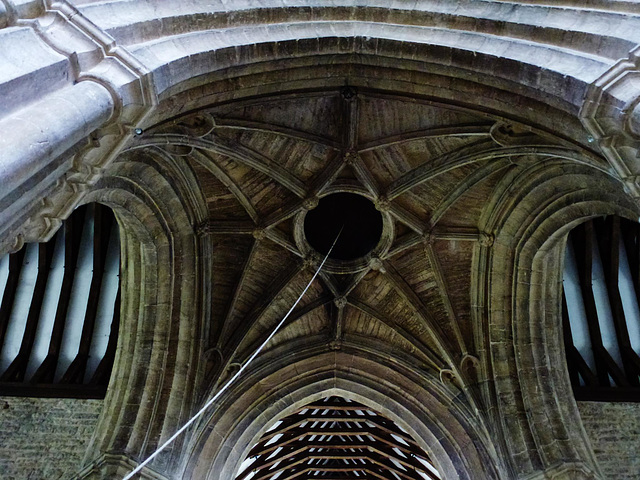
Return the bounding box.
[123,229,342,479]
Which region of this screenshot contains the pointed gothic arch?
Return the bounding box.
[181,348,503,480]
[3,3,640,480]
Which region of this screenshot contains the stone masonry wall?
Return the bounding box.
[0,397,103,480]
[578,401,640,479]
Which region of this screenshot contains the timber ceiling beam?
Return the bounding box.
[239,397,440,480]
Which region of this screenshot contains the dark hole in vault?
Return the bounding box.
[304,193,383,260]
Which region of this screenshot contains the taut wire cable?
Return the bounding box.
[123,228,343,479]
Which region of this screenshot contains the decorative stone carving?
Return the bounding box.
[252,228,266,240]
[302,196,319,211]
[340,86,357,100]
[581,45,640,200]
[479,232,495,247]
[304,251,322,269]
[422,231,436,245]
[368,256,386,273]
[343,151,357,165]
[333,296,348,309]
[460,354,481,371]
[374,196,391,212]
[439,368,456,385]
[490,121,540,147]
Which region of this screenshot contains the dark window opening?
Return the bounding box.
[304,193,383,261]
[562,216,640,402]
[0,204,120,398]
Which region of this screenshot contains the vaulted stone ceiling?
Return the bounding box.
[5,1,640,478]
[122,87,596,388]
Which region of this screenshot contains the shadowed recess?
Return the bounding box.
[304,193,383,261]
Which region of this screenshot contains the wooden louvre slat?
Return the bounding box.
[0,248,27,351]
[0,242,55,382]
[61,204,114,384]
[563,216,640,402]
[594,217,640,386]
[0,204,120,398]
[31,205,87,384]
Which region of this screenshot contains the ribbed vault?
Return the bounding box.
[236,396,441,480]
[125,87,609,387]
[121,86,629,479]
[4,2,640,479]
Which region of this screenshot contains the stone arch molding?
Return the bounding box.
[68,147,209,480]
[475,161,640,479]
[182,349,504,480]
[3,1,640,254]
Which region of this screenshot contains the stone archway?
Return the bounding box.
[182,348,504,480]
[3,4,640,479]
[72,148,209,478]
[3,2,640,254]
[476,159,640,479]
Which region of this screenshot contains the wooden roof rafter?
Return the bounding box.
[236,396,441,480]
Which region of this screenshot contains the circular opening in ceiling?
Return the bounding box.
[304,193,383,261]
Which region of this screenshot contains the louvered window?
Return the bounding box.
[563,216,640,401]
[0,204,120,398]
